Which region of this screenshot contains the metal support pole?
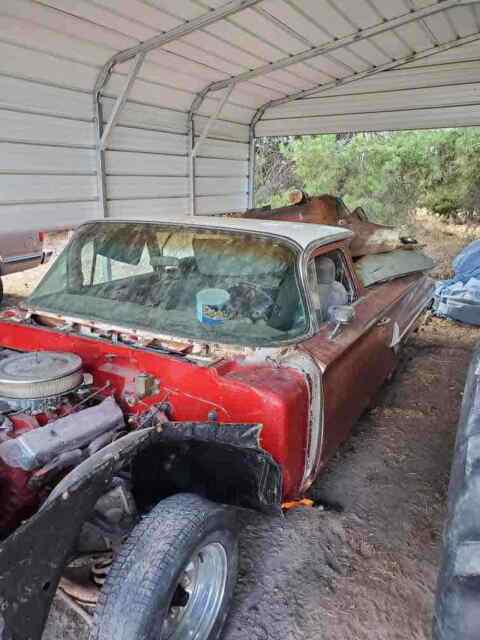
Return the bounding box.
[188,110,196,217]
[247,125,256,210]
[94,93,108,218]
[100,52,146,152]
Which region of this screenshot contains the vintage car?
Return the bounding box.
[0,217,433,640]
[0,230,52,302]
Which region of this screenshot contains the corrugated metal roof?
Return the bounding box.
[4,0,479,128]
[2,0,480,232]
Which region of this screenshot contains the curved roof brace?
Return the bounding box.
[92,0,263,217]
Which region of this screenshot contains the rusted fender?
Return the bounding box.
[48,422,282,512]
[434,342,480,640]
[0,422,281,640]
[0,462,114,640]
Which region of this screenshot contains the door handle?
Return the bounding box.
[377,316,391,326]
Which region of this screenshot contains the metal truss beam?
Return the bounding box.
[200,0,479,96]
[94,0,263,95]
[93,0,263,217]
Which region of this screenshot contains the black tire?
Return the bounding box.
[0,277,3,305]
[90,493,238,640]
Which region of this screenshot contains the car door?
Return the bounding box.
[300,241,399,468]
[0,231,43,276]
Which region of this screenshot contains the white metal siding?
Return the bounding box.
[257,105,480,136]
[0,0,251,232]
[1,0,480,231]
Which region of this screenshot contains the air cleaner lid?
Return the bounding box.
[0,351,82,385]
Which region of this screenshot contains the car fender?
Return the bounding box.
[0,422,281,640]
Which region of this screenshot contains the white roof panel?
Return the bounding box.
[96,215,353,250]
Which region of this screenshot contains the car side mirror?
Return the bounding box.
[329,304,355,339]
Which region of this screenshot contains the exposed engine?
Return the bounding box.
[0,349,129,536]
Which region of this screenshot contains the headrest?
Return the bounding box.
[316,257,336,284]
[193,237,291,277]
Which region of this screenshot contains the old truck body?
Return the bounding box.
[0,216,434,640]
[0,231,52,302]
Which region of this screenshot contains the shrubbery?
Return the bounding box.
[254,129,480,225]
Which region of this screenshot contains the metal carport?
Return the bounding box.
[2,0,480,232]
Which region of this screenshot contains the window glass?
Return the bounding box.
[28,222,308,347]
[308,250,355,323]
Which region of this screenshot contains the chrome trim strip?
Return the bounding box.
[278,350,323,494]
[2,252,43,265]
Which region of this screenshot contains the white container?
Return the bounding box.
[196,288,230,326]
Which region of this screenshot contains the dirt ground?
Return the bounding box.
[1,218,479,640]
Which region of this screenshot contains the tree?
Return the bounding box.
[255,128,480,224]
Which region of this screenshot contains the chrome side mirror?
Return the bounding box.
[329,304,355,339]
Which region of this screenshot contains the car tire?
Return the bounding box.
[90,493,238,640]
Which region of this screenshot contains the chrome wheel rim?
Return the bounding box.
[162,542,228,639]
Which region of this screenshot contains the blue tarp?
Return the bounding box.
[434,240,480,326]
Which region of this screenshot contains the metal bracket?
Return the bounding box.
[99,52,146,152]
[188,84,235,216]
[192,84,235,159]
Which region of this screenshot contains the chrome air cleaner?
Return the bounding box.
[0,351,83,401]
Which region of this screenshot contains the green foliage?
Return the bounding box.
[255,128,480,224]
[253,137,302,207]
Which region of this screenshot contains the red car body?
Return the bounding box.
[0,220,433,501]
[0,216,434,640]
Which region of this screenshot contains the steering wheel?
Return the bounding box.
[235,282,274,304]
[227,282,275,322]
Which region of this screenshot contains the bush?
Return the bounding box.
[255,128,480,225]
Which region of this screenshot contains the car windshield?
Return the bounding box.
[27,222,308,346]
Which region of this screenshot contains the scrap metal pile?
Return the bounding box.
[242,191,434,286]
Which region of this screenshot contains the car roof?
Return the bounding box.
[94,216,353,251]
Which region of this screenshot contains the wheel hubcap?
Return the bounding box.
[162,542,228,639]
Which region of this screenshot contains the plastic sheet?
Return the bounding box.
[354,249,434,287]
[433,343,480,640]
[434,240,480,325]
